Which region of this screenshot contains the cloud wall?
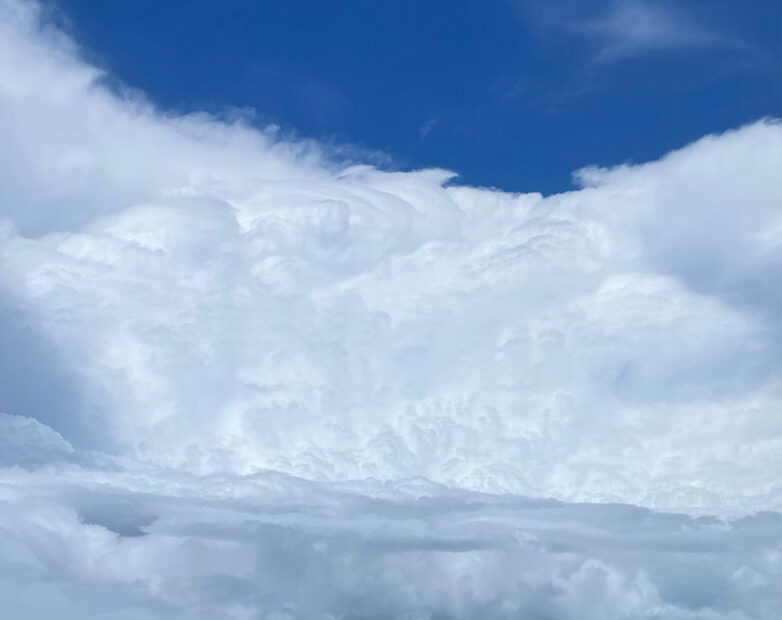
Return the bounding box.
[1,0,781,514]
[0,2,781,616]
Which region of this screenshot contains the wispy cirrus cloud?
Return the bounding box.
[513,0,749,63]
[571,0,721,62]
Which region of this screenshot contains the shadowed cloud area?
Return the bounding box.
[0,0,781,617]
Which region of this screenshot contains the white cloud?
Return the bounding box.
[0,0,781,616]
[1,0,781,511]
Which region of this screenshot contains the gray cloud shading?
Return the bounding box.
[1,419,780,619]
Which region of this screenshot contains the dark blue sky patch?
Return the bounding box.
[45,0,781,194]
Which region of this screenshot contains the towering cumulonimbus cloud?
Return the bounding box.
[0,1,781,618]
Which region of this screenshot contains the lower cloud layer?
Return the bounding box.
[1,414,780,620]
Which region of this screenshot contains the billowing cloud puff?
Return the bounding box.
[0,0,780,617]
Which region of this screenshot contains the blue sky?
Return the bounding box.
[48,0,781,194]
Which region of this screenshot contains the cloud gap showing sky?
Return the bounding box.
[0,0,781,617]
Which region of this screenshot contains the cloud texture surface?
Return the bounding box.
[0,1,780,617]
